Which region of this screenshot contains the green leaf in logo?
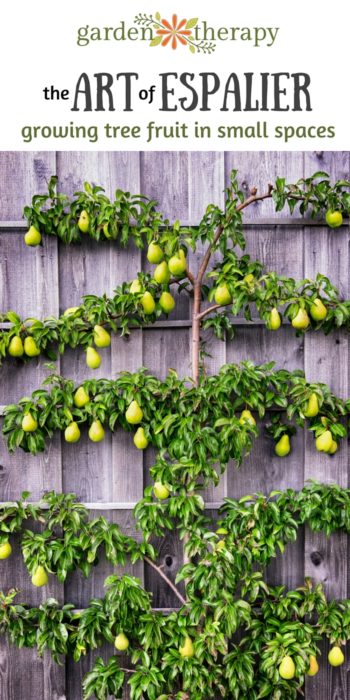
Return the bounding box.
[150,36,163,47]
[189,44,196,53]
[186,18,198,29]
[155,12,161,21]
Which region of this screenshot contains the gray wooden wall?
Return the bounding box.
[0,151,349,699]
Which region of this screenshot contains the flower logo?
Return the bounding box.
[134,13,216,53]
[155,14,193,50]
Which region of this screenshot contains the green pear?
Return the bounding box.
[0,541,12,559]
[179,636,194,658]
[154,261,170,284]
[88,419,105,442]
[325,210,343,229]
[216,539,226,552]
[147,242,164,264]
[279,655,295,680]
[275,434,291,457]
[268,307,281,331]
[168,252,187,277]
[328,440,338,455]
[22,413,38,432]
[8,335,24,357]
[153,482,170,500]
[64,422,81,443]
[102,222,111,239]
[63,306,80,317]
[159,291,175,314]
[239,410,256,426]
[310,298,327,321]
[31,565,48,587]
[24,225,41,247]
[216,527,228,536]
[129,279,142,294]
[78,210,90,233]
[328,646,344,666]
[291,308,310,330]
[114,632,130,651]
[214,284,232,306]
[315,430,333,452]
[133,427,148,450]
[73,386,90,408]
[24,336,40,357]
[125,400,143,425]
[303,393,319,418]
[86,347,101,369]
[141,291,156,315]
[93,325,111,348]
[307,655,319,677]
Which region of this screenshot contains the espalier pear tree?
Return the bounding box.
[1,171,350,699]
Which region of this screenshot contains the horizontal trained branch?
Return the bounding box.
[0,481,350,698]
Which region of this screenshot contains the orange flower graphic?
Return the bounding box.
[156,14,192,49]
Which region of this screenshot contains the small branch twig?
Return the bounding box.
[196,186,274,288]
[144,556,186,605]
[186,268,195,286]
[195,304,222,322]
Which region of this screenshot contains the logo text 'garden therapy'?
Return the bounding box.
[76,14,280,53]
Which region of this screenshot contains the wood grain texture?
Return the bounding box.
[0,151,64,699]
[303,152,350,700]
[0,151,349,699]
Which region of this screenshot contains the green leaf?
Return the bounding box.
[150,36,163,46]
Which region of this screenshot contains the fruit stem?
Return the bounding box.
[144,556,186,605]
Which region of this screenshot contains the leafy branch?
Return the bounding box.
[3,363,348,462]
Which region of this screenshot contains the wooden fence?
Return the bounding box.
[0,150,349,699]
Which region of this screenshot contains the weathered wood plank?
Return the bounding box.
[57,154,143,627]
[143,327,190,608]
[224,151,305,219]
[224,153,305,579]
[303,151,350,700]
[0,151,64,700]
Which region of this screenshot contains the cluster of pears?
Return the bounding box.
[23,209,90,246]
[274,393,338,457]
[279,645,344,680]
[113,630,194,659]
[85,324,112,370]
[278,654,318,680]
[8,334,40,359]
[128,240,188,316]
[62,307,111,371]
[303,393,338,455]
[64,393,148,447]
[268,298,328,332]
[125,400,151,450]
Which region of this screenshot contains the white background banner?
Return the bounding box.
[1,0,348,150]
